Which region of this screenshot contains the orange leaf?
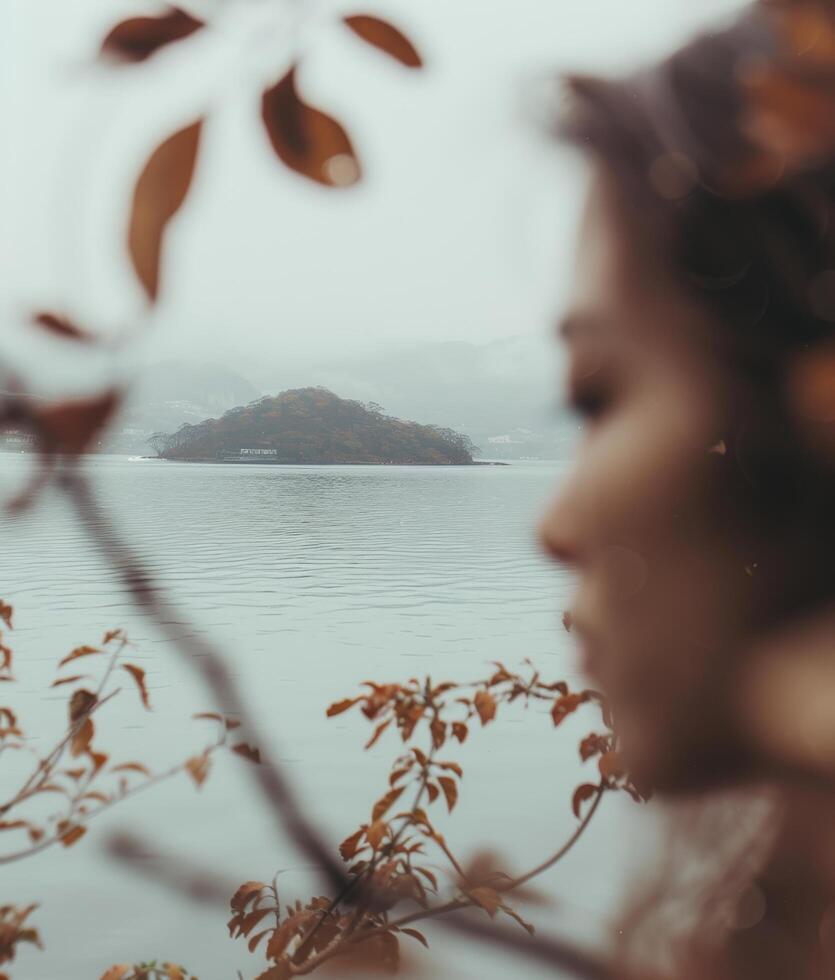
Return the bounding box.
[128,120,202,301]
[88,750,108,774]
[99,967,132,980]
[230,880,267,913]
[232,743,261,764]
[248,928,273,953]
[261,67,361,188]
[474,690,496,726]
[0,602,12,629]
[57,822,86,847]
[437,775,458,813]
[451,721,468,743]
[101,8,204,63]
[33,312,95,343]
[372,785,405,822]
[344,15,423,68]
[121,663,150,709]
[70,717,95,757]
[551,693,586,727]
[366,819,387,850]
[437,761,463,778]
[111,762,151,776]
[598,750,625,780]
[236,907,272,938]
[185,753,210,787]
[468,886,501,917]
[571,782,599,819]
[430,717,446,750]
[339,828,365,861]
[52,674,90,687]
[326,697,361,717]
[58,644,101,668]
[400,926,429,948]
[426,782,439,804]
[365,719,391,749]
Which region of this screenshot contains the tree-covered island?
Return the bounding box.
[149,387,479,465]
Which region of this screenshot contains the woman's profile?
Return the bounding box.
[540,1,835,976]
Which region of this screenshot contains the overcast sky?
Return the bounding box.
[3,0,747,393]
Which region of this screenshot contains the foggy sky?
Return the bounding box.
[3,0,747,395]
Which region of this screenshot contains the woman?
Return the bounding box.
[539,1,835,977]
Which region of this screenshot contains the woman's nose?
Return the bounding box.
[538,492,582,566]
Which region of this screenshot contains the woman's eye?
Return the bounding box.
[569,388,610,421]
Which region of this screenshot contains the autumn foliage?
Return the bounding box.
[225,662,645,978]
[0,602,256,978]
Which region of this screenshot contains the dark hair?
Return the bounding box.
[558,2,835,359]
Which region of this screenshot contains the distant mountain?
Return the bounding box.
[107,362,261,453]
[152,388,477,465]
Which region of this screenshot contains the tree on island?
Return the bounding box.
[150,387,479,465]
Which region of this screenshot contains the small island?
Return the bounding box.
[149,387,480,465]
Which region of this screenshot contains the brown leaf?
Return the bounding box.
[425,781,439,804]
[235,906,272,938]
[230,880,267,913]
[232,743,261,764]
[100,967,132,980]
[101,7,204,63]
[102,629,125,645]
[248,927,272,953]
[474,690,496,726]
[0,601,12,629]
[468,886,501,917]
[58,644,101,668]
[128,120,203,301]
[344,15,422,68]
[32,312,95,343]
[451,721,468,743]
[430,717,446,750]
[265,910,315,960]
[52,674,90,687]
[57,821,87,847]
[400,926,429,948]
[365,819,387,850]
[261,67,361,188]
[88,750,108,774]
[437,775,458,813]
[70,716,95,757]
[372,785,405,822]
[185,753,211,787]
[365,718,391,749]
[326,696,361,717]
[598,750,625,780]
[111,762,151,776]
[551,692,586,727]
[437,760,463,778]
[35,390,121,455]
[571,782,599,819]
[339,828,365,860]
[122,663,150,709]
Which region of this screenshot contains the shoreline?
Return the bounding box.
[144,456,510,467]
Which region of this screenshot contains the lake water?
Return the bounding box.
[0,455,648,979]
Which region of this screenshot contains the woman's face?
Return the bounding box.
[540,173,762,792]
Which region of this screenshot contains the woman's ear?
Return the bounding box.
[785,341,835,465]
